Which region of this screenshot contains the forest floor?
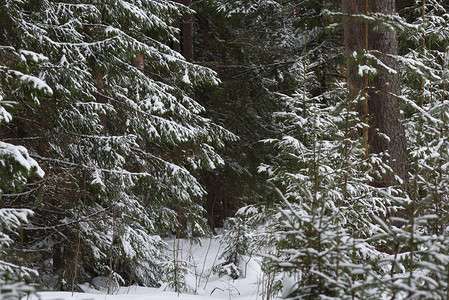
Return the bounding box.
[29,236,274,300]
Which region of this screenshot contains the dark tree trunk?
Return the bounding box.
[342,0,364,102]
[53,245,64,275]
[342,0,409,189]
[182,0,193,62]
[173,0,181,52]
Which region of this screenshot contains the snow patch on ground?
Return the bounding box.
[31,237,271,300]
[31,287,219,300]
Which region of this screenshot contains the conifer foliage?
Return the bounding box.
[259,53,391,299]
[1,2,47,295]
[216,0,449,299]
[255,1,449,299]
[1,0,232,289]
[3,0,449,298]
[192,0,342,227]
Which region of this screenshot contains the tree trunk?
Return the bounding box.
[173,0,181,52]
[132,53,144,72]
[182,0,193,62]
[342,0,409,189]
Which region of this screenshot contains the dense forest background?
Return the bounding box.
[2,0,449,299]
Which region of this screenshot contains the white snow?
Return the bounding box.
[182,69,192,84]
[358,65,377,76]
[9,70,53,96]
[31,237,269,300]
[19,49,49,63]
[0,105,13,123]
[0,141,45,177]
[30,288,219,300]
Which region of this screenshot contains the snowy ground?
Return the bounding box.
[30,237,272,300]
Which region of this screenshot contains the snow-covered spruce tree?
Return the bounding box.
[400,0,449,233]
[192,0,340,227]
[313,1,449,298]
[375,1,449,298]
[258,54,401,298]
[255,3,419,294]
[214,207,269,280]
[0,209,38,298]
[0,9,47,294]
[0,0,48,195]
[1,0,233,289]
[346,2,449,298]
[199,1,396,298]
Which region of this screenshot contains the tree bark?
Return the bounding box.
[172,0,181,52]
[132,53,144,72]
[342,0,409,189]
[182,0,193,62]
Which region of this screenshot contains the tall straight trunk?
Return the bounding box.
[342,0,409,189]
[182,0,193,62]
[173,0,181,52]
